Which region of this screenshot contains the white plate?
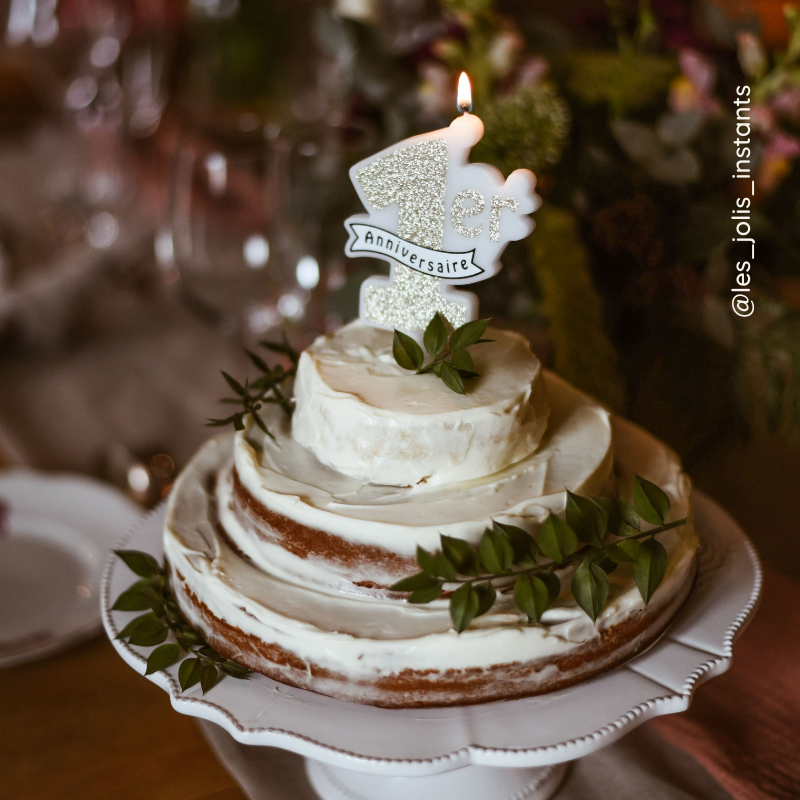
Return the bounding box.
[102,491,760,776]
[0,468,142,668]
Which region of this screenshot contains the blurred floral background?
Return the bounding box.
[0,0,799,554]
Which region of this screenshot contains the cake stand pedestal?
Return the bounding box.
[102,492,761,800]
[305,759,566,800]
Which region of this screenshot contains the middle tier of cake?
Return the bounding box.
[218,372,615,595]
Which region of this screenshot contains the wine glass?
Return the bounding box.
[167,118,377,346]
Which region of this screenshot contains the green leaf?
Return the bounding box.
[537,514,578,563]
[590,497,619,535]
[595,557,618,574]
[145,643,181,676]
[440,535,479,575]
[409,582,444,604]
[200,663,220,694]
[423,313,448,358]
[252,413,276,441]
[220,661,251,679]
[513,573,553,622]
[634,538,668,605]
[478,527,514,574]
[250,364,285,390]
[474,582,497,616]
[116,612,158,641]
[221,371,245,397]
[112,579,163,613]
[450,583,480,633]
[566,491,607,546]
[245,349,270,373]
[198,646,225,663]
[449,318,491,351]
[450,349,475,374]
[393,330,424,371]
[206,415,238,427]
[494,521,538,565]
[127,617,169,647]
[609,539,641,564]
[416,546,436,575]
[233,413,245,431]
[633,475,670,525]
[571,558,610,622]
[179,657,203,690]
[115,550,162,579]
[416,547,456,581]
[131,579,165,611]
[164,602,183,624]
[432,552,456,581]
[439,361,466,394]
[615,499,641,536]
[111,588,152,612]
[175,627,204,647]
[390,573,442,593]
[513,574,537,621]
[541,571,562,606]
[260,335,300,366]
[565,51,677,117]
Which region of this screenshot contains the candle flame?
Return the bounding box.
[457,72,473,114]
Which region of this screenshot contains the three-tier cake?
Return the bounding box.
[163,320,697,708]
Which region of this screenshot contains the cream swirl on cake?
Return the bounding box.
[163,324,697,708]
[291,321,549,487]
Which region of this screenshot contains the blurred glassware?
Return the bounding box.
[166,118,377,345]
[103,441,176,507]
[0,0,177,349]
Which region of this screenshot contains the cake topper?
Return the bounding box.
[344,73,541,335]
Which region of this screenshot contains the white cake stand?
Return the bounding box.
[101,491,761,800]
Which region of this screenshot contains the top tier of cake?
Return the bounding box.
[291,321,549,487]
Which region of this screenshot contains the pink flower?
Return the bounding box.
[764,130,800,159]
[516,56,549,88]
[757,132,800,193]
[751,104,775,134]
[680,49,715,94]
[669,49,721,116]
[737,31,767,78]
[488,29,524,77]
[417,62,453,119]
[770,86,800,120]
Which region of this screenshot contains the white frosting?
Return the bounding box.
[291,321,549,487]
[163,416,697,681]
[225,373,615,591]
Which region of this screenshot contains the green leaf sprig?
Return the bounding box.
[112,551,251,693]
[392,313,494,395]
[390,475,685,632]
[206,334,300,439]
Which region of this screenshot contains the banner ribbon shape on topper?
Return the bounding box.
[345,222,484,281]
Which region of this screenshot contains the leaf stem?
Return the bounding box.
[447,518,687,590]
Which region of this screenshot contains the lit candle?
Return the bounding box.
[345,73,540,335]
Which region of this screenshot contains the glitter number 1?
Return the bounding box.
[357,139,449,250]
[356,139,469,331]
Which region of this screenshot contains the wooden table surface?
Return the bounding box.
[2,416,798,800]
[1,635,247,800]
